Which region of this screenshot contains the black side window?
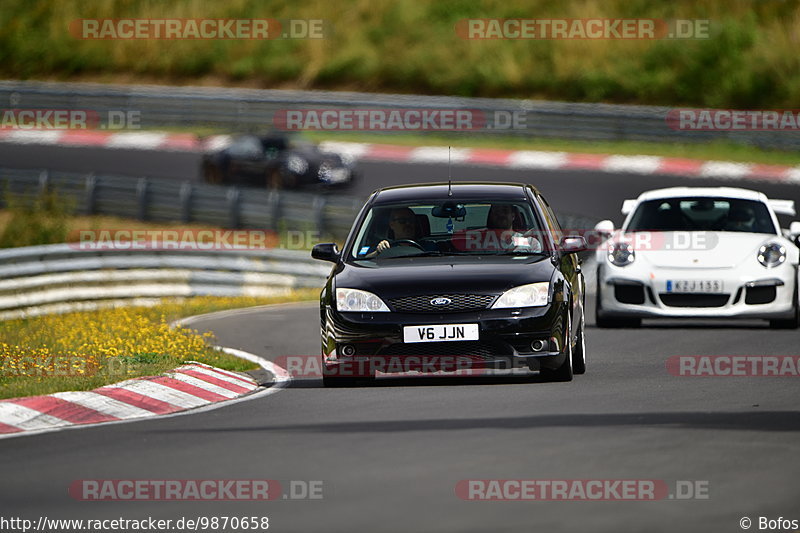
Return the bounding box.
[537,194,563,244]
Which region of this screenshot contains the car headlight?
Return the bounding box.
[336,288,390,312]
[286,155,308,174]
[608,242,635,267]
[758,242,786,268]
[491,282,550,309]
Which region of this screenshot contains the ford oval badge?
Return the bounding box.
[430,297,452,306]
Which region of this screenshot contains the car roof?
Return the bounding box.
[634,187,767,203]
[371,182,536,204]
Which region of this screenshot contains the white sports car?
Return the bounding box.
[594,187,800,329]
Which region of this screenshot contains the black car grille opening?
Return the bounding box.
[377,341,505,360]
[388,294,495,313]
[745,286,777,305]
[614,284,646,305]
[659,294,730,308]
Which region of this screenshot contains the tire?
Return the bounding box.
[267,169,283,190]
[769,276,799,329]
[572,313,586,375]
[322,375,359,388]
[595,268,642,328]
[541,313,573,382]
[203,163,223,184]
[322,358,376,387]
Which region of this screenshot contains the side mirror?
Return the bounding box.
[311,243,340,263]
[594,219,614,238]
[559,235,587,254]
[791,221,800,248]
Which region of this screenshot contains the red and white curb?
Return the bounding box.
[0,356,290,440]
[1,129,798,183]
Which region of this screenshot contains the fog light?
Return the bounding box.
[531,340,545,352]
[340,344,356,357]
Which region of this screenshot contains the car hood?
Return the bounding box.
[335,255,555,298]
[632,232,780,269]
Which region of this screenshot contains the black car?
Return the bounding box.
[311,182,587,386]
[201,132,356,189]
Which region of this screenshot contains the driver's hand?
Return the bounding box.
[376,240,391,252]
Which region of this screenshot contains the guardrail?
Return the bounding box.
[0,168,362,238]
[0,80,795,150]
[0,167,598,237]
[0,243,331,320]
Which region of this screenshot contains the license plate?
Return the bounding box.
[403,324,479,343]
[666,280,724,293]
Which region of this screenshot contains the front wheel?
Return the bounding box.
[541,313,574,382]
[769,277,799,329]
[572,314,586,375]
[595,271,641,328]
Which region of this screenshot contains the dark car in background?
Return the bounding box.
[201,132,357,189]
[312,182,587,386]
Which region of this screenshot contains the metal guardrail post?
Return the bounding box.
[179,181,193,223]
[136,178,149,221]
[84,173,96,216]
[38,170,49,195]
[268,190,281,230]
[226,186,241,228]
[313,195,327,237]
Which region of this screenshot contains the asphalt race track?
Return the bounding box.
[4,141,800,224]
[0,143,799,532]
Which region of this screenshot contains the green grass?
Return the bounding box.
[1,0,799,109]
[0,290,318,400]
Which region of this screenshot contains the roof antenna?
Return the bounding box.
[448,146,452,196]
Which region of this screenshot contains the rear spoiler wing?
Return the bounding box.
[768,199,796,217]
[621,199,637,216]
[622,198,796,217]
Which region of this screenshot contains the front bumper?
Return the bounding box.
[598,262,797,319]
[321,303,569,374]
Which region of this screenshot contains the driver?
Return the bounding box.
[367,207,436,257]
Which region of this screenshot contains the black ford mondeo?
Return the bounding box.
[311,182,586,386]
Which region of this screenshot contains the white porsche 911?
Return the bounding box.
[593,187,800,329]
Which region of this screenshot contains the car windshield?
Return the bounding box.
[349,199,548,261]
[625,197,777,234]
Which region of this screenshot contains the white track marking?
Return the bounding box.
[603,155,663,174]
[507,150,568,169]
[50,391,154,419]
[102,380,210,408]
[107,132,167,149]
[179,365,258,388]
[165,372,241,399]
[0,403,71,430]
[408,146,471,163]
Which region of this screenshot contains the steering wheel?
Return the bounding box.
[393,239,425,250]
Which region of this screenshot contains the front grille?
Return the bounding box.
[378,341,503,360]
[388,294,495,313]
[659,294,730,308]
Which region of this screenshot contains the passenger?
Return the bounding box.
[482,204,542,252]
[725,205,756,232]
